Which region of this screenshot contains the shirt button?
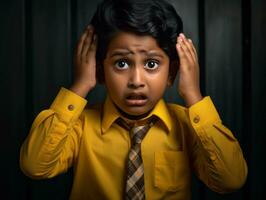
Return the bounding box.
[68,104,75,111]
[211,155,216,161]
[210,153,217,161]
[193,115,200,123]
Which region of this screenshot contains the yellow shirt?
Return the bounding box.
[20,88,247,200]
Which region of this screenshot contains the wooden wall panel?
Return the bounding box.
[30,0,72,117]
[205,0,243,139]
[0,0,28,199]
[251,0,266,199]
[204,0,245,199]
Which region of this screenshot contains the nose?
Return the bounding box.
[127,66,145,89]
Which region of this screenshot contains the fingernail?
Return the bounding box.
[87,25,94,30]
[180,33,186,38]
[188,39,192,43]
[178,37,183,42]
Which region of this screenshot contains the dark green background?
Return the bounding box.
[0,0,265,199]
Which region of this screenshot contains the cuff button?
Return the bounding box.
[209,151,217,161]
[68,104,75,111]
[193,115,200,123]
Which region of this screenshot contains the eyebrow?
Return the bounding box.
[110,50,133,57]
[109,49,164,58]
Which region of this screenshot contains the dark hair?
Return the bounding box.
[91,0,183,84]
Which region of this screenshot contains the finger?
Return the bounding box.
[188,39,198,61]
[76,30,88,56]
[177,36,194,65]
[179,34,197,63]
[176,42,188,71]
[81,27,94,59]
[176,37,185,61]
[185,37,200,73]
[86,34,98,59]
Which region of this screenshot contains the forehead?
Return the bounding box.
[106,31,166,56]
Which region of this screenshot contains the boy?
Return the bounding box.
[20,0,247,199]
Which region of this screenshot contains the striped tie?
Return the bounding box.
[116,117,157,200]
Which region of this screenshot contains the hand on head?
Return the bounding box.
[70,25,98,98]
[70,25,202,109]
[176,33,203,107]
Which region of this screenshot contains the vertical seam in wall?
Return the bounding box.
[25,0,33,121]
[241,0,252,199]
[70,0,77,84]
[24,0,32,198]
[24,1,33,133]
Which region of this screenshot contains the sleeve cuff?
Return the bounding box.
[50,87,87,123]
[188,96,221,128]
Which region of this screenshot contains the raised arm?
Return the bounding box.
[20,26,97,179]
[176,33,247,193]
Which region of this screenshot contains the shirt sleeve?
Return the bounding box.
[186,96,248,193]
[20,88,87,179]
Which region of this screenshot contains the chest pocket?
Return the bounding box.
[154,151,190,191]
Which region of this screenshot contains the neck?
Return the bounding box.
[116,106,152,121]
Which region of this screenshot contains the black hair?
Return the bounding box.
[91,0,183,84]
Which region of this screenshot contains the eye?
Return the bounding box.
[114,60,129,70]
[144,60,159,70]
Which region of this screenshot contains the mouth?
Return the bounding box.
[125,93,148,106]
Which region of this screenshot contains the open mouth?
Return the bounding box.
[126,94,147,100]
[125,93,148,106]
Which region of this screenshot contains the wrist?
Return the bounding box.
[182,91,203,107]
[70,82,94,98]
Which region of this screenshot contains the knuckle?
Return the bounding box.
[181,45,187,50]
[84,38,91,45]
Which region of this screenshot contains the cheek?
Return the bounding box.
[150,78,168,94]
[107,78,122,93]
[104,68,125,95]
[151,67,169,83]
[149,68,169,93]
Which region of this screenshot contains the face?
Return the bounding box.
[103,31,170,118]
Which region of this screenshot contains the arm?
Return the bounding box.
[186,97,247,193]
[20,26,98,179]
[176,33,247,193]
[20,88,87,179]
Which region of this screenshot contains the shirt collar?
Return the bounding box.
[101,96,172,134]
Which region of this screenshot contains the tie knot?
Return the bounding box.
[116,116,158,146]
[130,125,150,145]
